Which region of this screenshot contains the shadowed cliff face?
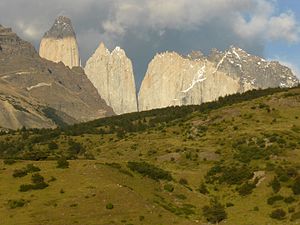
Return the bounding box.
[0,24,114,130]
[39,16,80,68]
[138,47,299,111]
[85,43,138,115]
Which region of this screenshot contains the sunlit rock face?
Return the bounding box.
[0,24,113,129]
[138,46,299,111]
[39,16,80,68]
[85,43,138,115]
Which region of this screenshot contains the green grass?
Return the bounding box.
[0,86,300,224]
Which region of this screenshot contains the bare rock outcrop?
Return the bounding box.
[0,24,113,129]
[85,43,138,114]
[39,16,80,68]
[138,47,299,111]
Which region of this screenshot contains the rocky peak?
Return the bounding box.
[85,43,138,115]
[139,46,299,111]
[0,25,36,57]
[43,16,75,39]
[186,50,204,60]
[39,16,80,68]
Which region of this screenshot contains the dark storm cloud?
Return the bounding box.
[0,0,299,87]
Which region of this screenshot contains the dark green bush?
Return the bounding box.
[7,199,27,209]
[203,200,227,224]
[238,182,256,196]
[292,177,300,195]
[226,203,234,208]
[291,212,300,221]
[127,161,172,181]
[198,183,209,195]
[56,157,69,169]
[48,141,58,150]
[26,164,41,173]
[267,195,284,205]
[13,169,27,178]
[164,184,174,192]
[270,209,286,220]
[106,203,114,210]
[3,159,17,165]
[270,176,281,193]
[284,196,296,204]
[179,178,188,185]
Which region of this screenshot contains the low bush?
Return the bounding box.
[7,199,27,209]
[13,169,27,178]
[3,159,17,165]
[284,196,296,204]
[291,212,300,222]
[238,182,256,196]
[270,176,281,193]
[267,195,284,205]
[270,209,286,220]
[56,157,69,169]
[203,200,227,224]
[106,203,114,210]
[164,184,174,192]
[179,178,188,185]
[198,183,209,195]
[19,174,48,192]
[26,164,41,173]
[127,161,172,181]
[292,177,300,195]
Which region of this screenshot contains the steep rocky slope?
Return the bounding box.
[39,16,80,68]
[0,24,113,129]
[85,43,138,114]
[139,46,299,111]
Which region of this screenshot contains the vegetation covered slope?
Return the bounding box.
[0,86,300,225]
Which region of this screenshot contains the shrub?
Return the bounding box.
[292,177,300,195]
[203,200,227,224]
[48,141,58,150]
[226,203,234,208]
[13,169,27,178]
[267,195,284,205]
[19,174,48,192]
[56,157,69,169]
[106,203,114,210]
[164,184,174,192]
[198,183,209,195]
[19,184,33,192]
[284,196,296,204]
[8,199,27,209]
[31,173,44,184]
[270,209,286,220]
[3,159,17,165]
[127,161,172,181]
[238,182,256,196]
[26,164,41,173]
[291,212,300,222]
[179,178,188,185]
[270,176,281,193]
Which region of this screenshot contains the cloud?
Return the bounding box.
[0,0,299,86]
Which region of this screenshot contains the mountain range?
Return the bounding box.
[0,16,298,129]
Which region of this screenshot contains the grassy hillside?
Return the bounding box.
[0,86,300,225]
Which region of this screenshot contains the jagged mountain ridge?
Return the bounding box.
[84,43,138,115]
[138,46,299,111]
[0,24,114,129]
[39,16,80,68]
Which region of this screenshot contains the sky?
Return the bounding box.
[0,0,299,88]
